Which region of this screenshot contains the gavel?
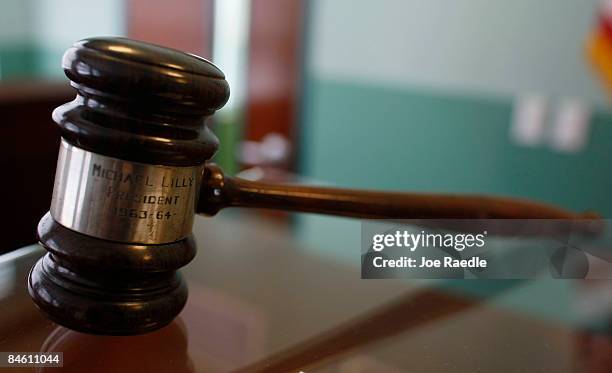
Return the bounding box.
[28,37,594,335]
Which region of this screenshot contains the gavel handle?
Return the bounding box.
[197,164,594,220]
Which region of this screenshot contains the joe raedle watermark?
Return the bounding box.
[370,229,488,270]
[361,219,610,279]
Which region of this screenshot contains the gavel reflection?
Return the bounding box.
[27,37,596,335]
[40,320,193,373]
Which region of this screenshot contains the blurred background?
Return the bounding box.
[1,0,611,258]
[3,2,612,371]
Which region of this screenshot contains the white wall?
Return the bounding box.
[0,0,124,47]
[309,0,606,105]
[33,0,125,50]
[32,0,126,77]
[0,0,35,44]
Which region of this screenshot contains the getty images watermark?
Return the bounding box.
[361,219,608,279]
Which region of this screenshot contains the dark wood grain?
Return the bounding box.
[234,290,477,373]
[199,164,595,220]
[30,213,195,335]
[55,37,228,166]
[0,82,72,253]
[127,0,213,58]
[245,0,304,170]
[29,37,229,335]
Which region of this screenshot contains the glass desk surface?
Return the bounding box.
[1,211,611,373]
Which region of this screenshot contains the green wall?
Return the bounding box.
[296,77,612,263]
[300,78,612,215]
[294,78,612,325]
[0,44,39,79]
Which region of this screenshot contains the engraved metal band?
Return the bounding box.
[51,139,203,244]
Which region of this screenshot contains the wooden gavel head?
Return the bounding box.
[29,37,230,335]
